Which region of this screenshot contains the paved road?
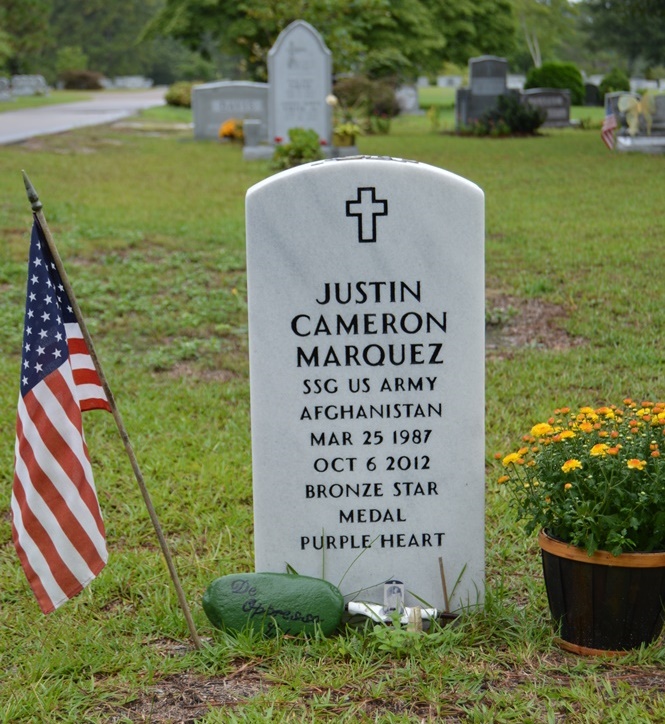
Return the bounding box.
[0,88,167,145]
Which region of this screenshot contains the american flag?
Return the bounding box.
[12,218,110,613]
[601,109,618,150]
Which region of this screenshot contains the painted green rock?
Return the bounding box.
[202,572,345,637]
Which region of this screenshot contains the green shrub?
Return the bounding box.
[599,68,630,97]
[165,81,197,108]
[471,93,546,136]
[525,62,584,105]
[56,46,88,77]
[60,70,104,90]
[271,128,324,170]
[333,75,400,134]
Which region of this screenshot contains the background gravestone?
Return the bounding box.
[11,75,48,97]
[395,85,423,115]
[192,81,268,141]
[522,88,571,127]
[584,83,601,107]
[246,157,485,612]
[456,56,509,128]
[268,20,332,145]
[0,77,11,101]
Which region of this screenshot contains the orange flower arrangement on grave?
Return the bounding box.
[219,118,244,142]
[496,399,665,555]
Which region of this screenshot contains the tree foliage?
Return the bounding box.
[144,0,516,80]
[510,0,580,71]
[581,0,665,69]
[0,0,52,74]
[0,0,211,83]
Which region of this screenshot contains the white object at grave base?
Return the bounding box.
[616,135,665,153]
[347,601,438,625]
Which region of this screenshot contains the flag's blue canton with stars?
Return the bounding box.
[21,225,72,395]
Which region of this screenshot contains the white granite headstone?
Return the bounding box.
[268,20,332,146]
[246,157,485,612]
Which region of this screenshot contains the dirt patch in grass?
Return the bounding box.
[110,669,266,723]
[486,292,585,359]
[108,648,665,722]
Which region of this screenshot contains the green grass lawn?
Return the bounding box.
[0,109,664,722]
[0,89,96,113]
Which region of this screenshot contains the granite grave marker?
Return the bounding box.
[268,20,332,145]
[246,157,485,612]
[456,56,509,128]
[0,77,11,101]
[522,88,571,127]
[192,81,269,141]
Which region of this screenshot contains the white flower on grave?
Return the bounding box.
[326,94,338,107]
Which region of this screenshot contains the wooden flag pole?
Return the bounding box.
[22,171,203,651]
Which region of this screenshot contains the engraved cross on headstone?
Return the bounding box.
[346,187,388,243]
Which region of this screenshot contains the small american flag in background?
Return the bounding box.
[601,109,618,150]
[12,218,110,613]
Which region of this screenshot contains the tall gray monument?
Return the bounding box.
[268,20,332,146]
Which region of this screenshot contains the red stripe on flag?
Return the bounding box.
[15,391,107,570]
[10,514,57,613]
[73,368,104,387]
[11,466,87,612]
[41,372,107,537]
[65,324,110,412]
[67,337,89,355]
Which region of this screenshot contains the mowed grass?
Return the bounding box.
[0,108,664,722]
[0,89,96,113]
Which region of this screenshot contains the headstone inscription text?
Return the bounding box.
[246,157,485,612]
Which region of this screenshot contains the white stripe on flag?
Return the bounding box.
[9,496,68,608]
[13,446,99,594]
[19,375,106,548]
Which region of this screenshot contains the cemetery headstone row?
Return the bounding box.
[455,56,572,129]
[11,75,49,97]
[192,21,333,159]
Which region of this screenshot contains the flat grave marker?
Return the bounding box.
[246,156,485,613]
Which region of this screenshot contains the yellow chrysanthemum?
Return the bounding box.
[590,443,609,457]
[579,422,594,433]
[559,430,576,440]
[562,459,582,473]
[627,459,647,471]
[531,423,554,437]
[497,475,509,484]
[502,453,522,466]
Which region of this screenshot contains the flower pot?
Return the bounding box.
[333,132,355,147]
[539,530,665,655]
